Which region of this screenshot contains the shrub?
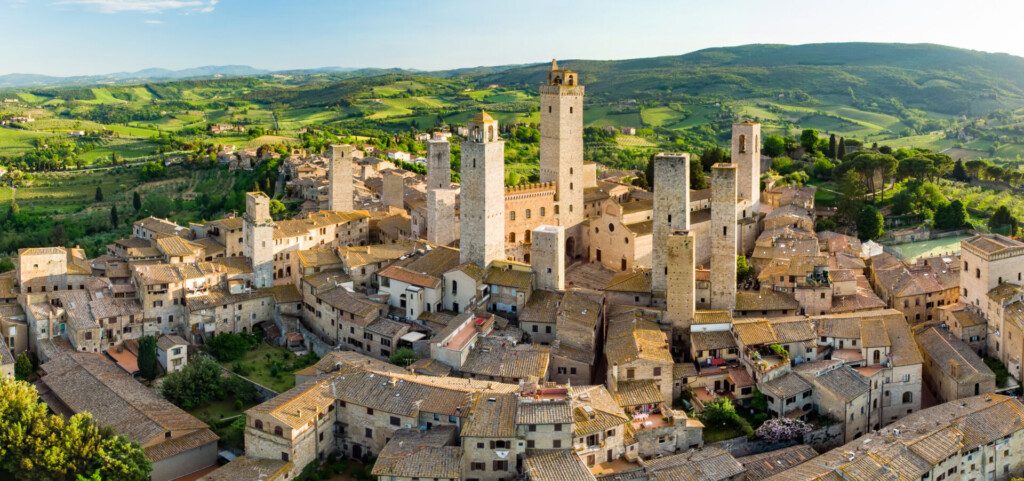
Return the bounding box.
[755,418,813,443]
[206,332,258,362]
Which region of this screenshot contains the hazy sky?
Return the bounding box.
[3,0,1023,76]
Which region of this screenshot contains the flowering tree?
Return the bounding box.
[755,417,812,443]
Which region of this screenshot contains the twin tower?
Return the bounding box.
[653,122,761,332]
[457,60,586,271]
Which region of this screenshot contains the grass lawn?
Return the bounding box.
[221,343,305,393]
[703,425,745,443]
[889,235,969,261]
[189,397,251,424]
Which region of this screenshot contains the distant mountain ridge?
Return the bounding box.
[5,43,1024,117]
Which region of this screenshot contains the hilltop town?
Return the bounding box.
[2,60,1024,481]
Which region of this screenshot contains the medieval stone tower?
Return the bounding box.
[532,225,565,291]
[540,59,585,257]
[427,188,458,247]
[459,111,505,267]
[710,163,738,311]
[328,144,354,211]
[732,121,761,208]
[426,138,451,190]
[383,170,405,210]
[651,153,691,295]
[666,232,696,332]
[243,192,275,288]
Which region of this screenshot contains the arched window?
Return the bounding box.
[524,253,530,263]
[487,125,495,142]
[902,392,913,404]
[872,350,880,364]
[624,237,629,245]
[451,280,458,295]
[509,211,516,221]
[274,426,283,436]
[525,230,531,243]
[255,420,264,430]
[525,209,531,219]
[540,207,546,216]
[739,134,747,153]
[509,232,516,243]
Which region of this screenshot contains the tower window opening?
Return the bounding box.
[548,106,552,113]
[723,226,728,236]
[738,134,747,154]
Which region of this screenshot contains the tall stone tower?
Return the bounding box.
[328,144,354,211]
[243,192,275,288]
[732,122,761,208]
[383,170,405,210]
[652,153,691,295]
[426,139,451,190]
[539,59,585,247]
[666,232,696,331]
[710,163,737,311]
[427,188,458,247]
[459,111,505,267]
[532,225,565,291]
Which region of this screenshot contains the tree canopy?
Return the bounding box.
[0,377,151,481]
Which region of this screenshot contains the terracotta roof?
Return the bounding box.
[605,268,651,293]
[690,330,737,353]
[461,338,551,381]
[201,456,291,481]
[371,427,460,479]
[605,315,672,366]
[516,399,573,425]
[570,385,629,437]
[758,372,812,400]
[39,353,214,457]
[795,361,869,402]
[693,310,732,325]
[732,319,779,346]
[155,235,201,258]
[485,265,535,290]
[915,326,995,382]
[766,395,1024,481]
[613,379,664,408]
[736,289,799,312]
[520,289,562,325]
[738,445,819,481]
[642,446,744,481]
[462,392,518,438]
[524,450,596,481]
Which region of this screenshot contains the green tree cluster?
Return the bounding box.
[0,377,151,481]
[137,336,158,380]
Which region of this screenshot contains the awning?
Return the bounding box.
[400,332,427,343]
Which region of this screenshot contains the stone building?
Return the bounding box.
[328,143,358,212]
[588,199,653,272]
[710,164,738,311]
[766,394,1024,481]
[651,153,690,296]
[460,112,506,268]
[244,192,276,288]
[38,353,218,481]
[426,138,452,190]
[532,225,565,291]
[915,325,996,403]
[540,59,585,260]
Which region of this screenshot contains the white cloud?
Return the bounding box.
[144,18,162,23]
[57,0,218,13]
